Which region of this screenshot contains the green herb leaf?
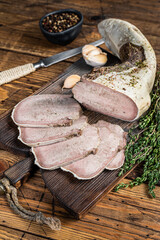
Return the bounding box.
[115,71,160,197]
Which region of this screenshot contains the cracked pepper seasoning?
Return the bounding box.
[42,12,80,33]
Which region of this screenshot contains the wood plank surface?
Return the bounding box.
[0,0,160,239]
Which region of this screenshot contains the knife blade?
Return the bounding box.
[0,38,104,85]
[33,38,104,68]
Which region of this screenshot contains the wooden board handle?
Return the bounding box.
[0,63,35,85]
[4,157,35,184]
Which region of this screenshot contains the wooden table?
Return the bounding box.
[0,1,160,239]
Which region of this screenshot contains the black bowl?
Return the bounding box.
[39,9,83,45]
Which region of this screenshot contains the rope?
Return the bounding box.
[0,178,61,230]
[0,63,35,85]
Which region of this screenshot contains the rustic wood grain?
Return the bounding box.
[0,0,160,239]
[0,173,160,240]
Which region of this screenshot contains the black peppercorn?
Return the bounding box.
[42,12,80,33]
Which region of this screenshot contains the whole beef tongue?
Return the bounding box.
[12,94,82,127]
[72,80,138,121]
[73,19,156,122]
[32,125,99,170]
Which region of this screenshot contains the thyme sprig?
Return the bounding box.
[115,72,160,198]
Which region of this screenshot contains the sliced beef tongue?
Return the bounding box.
[95,120,127,149]
[32,125,100,170]
[12,94,82,127]
[18,116,88,147]
[62,121,127,179]
[105,149,125,170]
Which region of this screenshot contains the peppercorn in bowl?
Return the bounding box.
[39,9,83,45]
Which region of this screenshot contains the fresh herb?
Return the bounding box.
[115,71,160,198]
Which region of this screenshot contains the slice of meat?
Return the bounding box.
[18,116,88,147]
[12,94,82,127]
[95,120,127,148]
[105,149,125,170]
[72,80,138,121]
[32,125,99,170]
[62,121,125,179]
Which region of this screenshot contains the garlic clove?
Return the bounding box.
[88,53,107,65]
[63,74,81,89]
[86,48,102,57]
[85,53,107,67]
[82,44,108,67]
[82,45,97,56]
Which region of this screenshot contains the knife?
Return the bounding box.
[0,38,104,85]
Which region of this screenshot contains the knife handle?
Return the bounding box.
[3,157,35,185]
[0,63,35,85]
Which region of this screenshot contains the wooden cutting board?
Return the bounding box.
[0,52,136,219]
